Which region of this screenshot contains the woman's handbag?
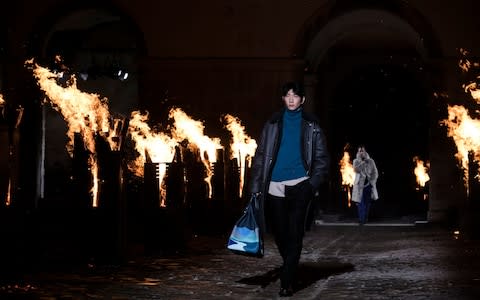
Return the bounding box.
[227,194,264,258]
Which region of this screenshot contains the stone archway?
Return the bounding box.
[302,8,440,221]
[28,6,145,207]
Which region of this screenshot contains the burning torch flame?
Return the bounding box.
[441,49,480,192]
[339,150,355,207]
[5,179,11,206]
[413,156,430,194]
[128,111,178,206]
[25,57,118,207]
[442,105,480,189]
[169,107,222,198]
[0,94,5,119]
[223,114,257,197]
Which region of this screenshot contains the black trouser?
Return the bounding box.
[267,179,313,288]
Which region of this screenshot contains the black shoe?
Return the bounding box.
[279,287,293,297]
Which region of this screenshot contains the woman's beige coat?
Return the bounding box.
[351,151,379,203]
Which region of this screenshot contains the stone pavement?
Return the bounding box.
[1,223,479,299]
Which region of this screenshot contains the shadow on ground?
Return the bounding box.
[237,260,354,291]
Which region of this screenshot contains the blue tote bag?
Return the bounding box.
[227,194,264,258]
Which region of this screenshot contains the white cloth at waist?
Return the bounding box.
[268,176,309,197]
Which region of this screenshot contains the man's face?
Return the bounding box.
[283,89,304,110]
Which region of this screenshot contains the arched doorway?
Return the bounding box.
[329,63,430,220]
[18,4,147,263]
[27,6,145,208]
[303,8,436,222]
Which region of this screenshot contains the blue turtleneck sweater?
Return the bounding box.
[270,109,307,182]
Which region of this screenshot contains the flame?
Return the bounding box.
[25,58,119,207]
[127,111,178,206]
[339,150,355,207]
[441,50,480,192]
[458,48,480,73]
[413,156,430,190]
[223,114,257,197]
[5,179,11,206]
[22,58,258,207]
[169,107,222,198]
[442,105,480,189]
[0,94,5,118]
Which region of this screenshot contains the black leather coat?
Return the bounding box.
[248,109,330,196]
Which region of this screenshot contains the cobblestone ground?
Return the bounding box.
[1,225,479,299]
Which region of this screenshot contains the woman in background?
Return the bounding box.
[352,145,379,225]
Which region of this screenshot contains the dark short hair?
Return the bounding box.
[281,81,305,97]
